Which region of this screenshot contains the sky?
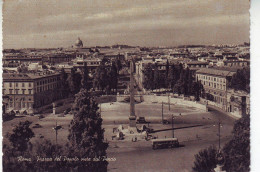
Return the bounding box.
[2,0,250,49]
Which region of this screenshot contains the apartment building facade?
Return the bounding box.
[196,68,235,111]
[3,72,62,114]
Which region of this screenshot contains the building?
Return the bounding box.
[223,60,249,67]
[184,61,209,70]
[3,53,42,67]
[226,89,250,117]
[72,57,102,73]
[42,52,76,65]
[104,53,125,60]
[169,52,189,58]
[196,68,236,111]
[3,71,62,114]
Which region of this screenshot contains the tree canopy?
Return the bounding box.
[230,67,250,93]
[223,115,250,172]
[68,88,108,171]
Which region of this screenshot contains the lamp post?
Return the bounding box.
[172,114,174,138]
[168,92,170,111]
[218,121,221,150]
[162,102,164,123]
[214,119,222,151]
[53,121,62,144]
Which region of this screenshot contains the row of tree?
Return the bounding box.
[61,58,123,97]
[143,62,204,100]
[93,59,122,94]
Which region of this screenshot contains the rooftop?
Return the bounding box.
[196,68,236,77]
[186,61,209,65]
[3,71,60,81]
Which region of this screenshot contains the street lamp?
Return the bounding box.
[53,121,62,144]
[168,92,170,111]
[172,114,175,138]
[213,120,223,151]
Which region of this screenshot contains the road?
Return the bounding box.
[2,102,236,172]
[106,109,235,172]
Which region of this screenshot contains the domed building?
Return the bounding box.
[74,37,83,48]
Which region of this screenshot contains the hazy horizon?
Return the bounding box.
[3,0,250,49]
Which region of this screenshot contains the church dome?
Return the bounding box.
[75,37,83,48]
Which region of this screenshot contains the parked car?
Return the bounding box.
[136,117,147,124]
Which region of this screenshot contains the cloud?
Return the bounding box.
[2,0,250,48]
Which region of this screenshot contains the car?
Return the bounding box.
[136,117,147,124]
[32,124,42,128]
[162,120,170,124]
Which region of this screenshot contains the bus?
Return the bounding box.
[151,138,179,150]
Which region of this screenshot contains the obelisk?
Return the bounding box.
[129,59,136,127]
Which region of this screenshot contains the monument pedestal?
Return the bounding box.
[129,115,136,128]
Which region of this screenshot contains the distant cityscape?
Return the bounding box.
[2,38,250,118]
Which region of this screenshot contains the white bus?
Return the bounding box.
[151,138,179,150]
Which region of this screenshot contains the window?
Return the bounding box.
[15,89,19,94]
[9,89,13,94]
[22,83,25,87]
[29,83,32,87]
[15,83,18,87]
[9,83,12,87]
[22,89,25,94]
[28,89,32,94]
[3,89,5,94]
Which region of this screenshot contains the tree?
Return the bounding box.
[165,60,170,88]
[230,67,250,93]
[191,81,204,101]
[31,140,66,171]
[153,64,160,90]
[222,115,250,172]
[115,57,122,74]
[68,89,108,172]
[60,68,69,98]
[67,68,82,95]
[8,120,35,152]
[3,121,35,172]
[81,64,89,90]
[143,63,154,90]
[93,63,109,93]
[168,65,178,90]
[67,68,77,94]
[192,145,218,172]
[192,115,250,172]
[110,62,118,93]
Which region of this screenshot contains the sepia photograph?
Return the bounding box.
[2,0,251,171]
